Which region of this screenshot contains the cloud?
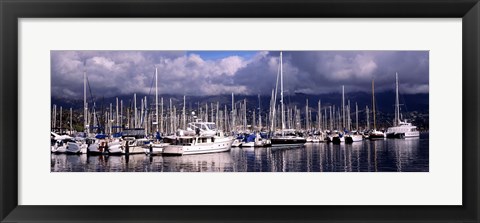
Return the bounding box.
[51,50,429,99]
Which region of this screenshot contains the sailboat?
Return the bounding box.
[144,67,170,155]
[369,79,386,139]
[345,102,363,143]
[270,52,307,146]
[386,73,420,138]
[333,86,346,144]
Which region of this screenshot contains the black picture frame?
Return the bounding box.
[1,0,479,222]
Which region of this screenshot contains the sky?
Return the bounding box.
[51,51,429,99]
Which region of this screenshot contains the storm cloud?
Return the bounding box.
[51,50,428,99]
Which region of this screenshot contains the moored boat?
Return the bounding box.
[368,79,385,140]
[386,73,420,139]
[345,131,363,143]
[162,120,234,155]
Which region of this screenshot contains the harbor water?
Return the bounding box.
[51,133,428,172]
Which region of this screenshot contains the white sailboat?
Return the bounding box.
[333,86,346,144]
[386,73,420,138]
[144,67,170,155]
[345,102,363,143]
[271,52,306,147]
[369,79,386,139]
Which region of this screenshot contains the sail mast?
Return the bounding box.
[258,94,262,130]
[116,97,119,132]
[155,67,159,132]
[183,95,186,130]
[305,98,308,131]
[342,85,345,129]
[372,79,376,130]
[395,72,400,126]
[134,93,137,128]
[231,93,235,132]
[318,100,321,131]
[280,52,285,135]
[355,102,358,131]
[83,66,88,134]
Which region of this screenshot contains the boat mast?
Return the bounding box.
[134,93,137,128]
[83,66,88,134]
[372,79,376,130]
[395,72,400,126]
[60,106,62,133]
[183,95,186,130]
[116,97,119,132]
[270,89,275,132]
[258,94,262,130]
[305,98,309,131]
[280,52,285,135]
[70,107,72,134]
[342,85,345,130]
[329,106,333,130]
[348,100,351,130]
[119,100,123,131]
[232,93,235,132]
[355,102,358,131]
[111,102,114,134]
[160,98,163,133]
[155,67,159,133]
[324,106,327,130]
[318,100,321,131]
[243,99,247,131]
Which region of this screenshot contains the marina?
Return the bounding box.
[50,50,429,172]
[51,133,428,172]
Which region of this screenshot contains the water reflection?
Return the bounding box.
[51,134,429,172]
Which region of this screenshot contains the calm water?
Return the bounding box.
[51,133,429,172]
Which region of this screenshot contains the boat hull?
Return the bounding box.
[271,138,306,146]
[369,134,385,139]
[345,135,363,143]
[332,136,345,144]
[163,138,233,155]
[386,131,420,138]
[144,143,169,155]
[240,142,255,147]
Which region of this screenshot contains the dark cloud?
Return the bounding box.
[51,50,428,99]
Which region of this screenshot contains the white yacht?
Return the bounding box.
[162,120,234,155]
[50,132,82,154]
[386,73,420,139]
[386,121,420,138]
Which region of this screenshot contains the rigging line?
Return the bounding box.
[148,71,155,97]
[86,75,102,131]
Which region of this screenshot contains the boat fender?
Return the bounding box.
[149,144,153,154]
[125,141,129,154]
